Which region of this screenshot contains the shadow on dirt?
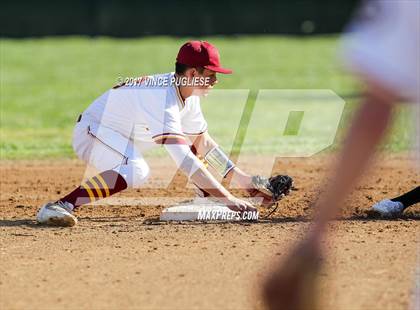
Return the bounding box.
[259,213,420,224]
[345,213,420,221]
[142,211,420,226]
[0,219,39,228]
[79,215,144,222]
[1,212,418,229]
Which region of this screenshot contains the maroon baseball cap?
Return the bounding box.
[176,41,233,74]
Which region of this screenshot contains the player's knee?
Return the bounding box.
[119,158,150,189]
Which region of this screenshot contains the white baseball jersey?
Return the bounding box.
[72,72,208,186]
[83,72,208,148]
[340,0,420,102]
[341,0,419,167]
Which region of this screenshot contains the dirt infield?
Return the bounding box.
[1,154,419,310]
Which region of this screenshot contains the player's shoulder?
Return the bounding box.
[184,95,201,109]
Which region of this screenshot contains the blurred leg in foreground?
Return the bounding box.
[263,85,396,310]
[261,1,419,309]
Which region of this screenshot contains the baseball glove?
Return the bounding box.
[250,174,293,203]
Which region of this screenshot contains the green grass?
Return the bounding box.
[0,36,415,159]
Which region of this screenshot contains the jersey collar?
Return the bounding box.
[174,84,185,110]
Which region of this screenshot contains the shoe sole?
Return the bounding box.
[43,216,77,227]
[366,209,402,219]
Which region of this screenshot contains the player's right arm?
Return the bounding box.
[164,143,256,213]
[139,86,254,212]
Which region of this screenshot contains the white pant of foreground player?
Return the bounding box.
[37,114,155,226]
[73,114,153,188]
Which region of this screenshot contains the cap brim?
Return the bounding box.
[204,65,233,74]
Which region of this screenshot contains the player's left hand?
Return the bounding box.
[248,174,293,207]
[261,238,323,310]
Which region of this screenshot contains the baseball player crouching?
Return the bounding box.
[37,41,293,226]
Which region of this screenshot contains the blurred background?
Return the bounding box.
[1,0,359,37]
[0,0,414,159]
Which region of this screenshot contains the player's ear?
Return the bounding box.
[190,68,198,77]
[184,67,196,78]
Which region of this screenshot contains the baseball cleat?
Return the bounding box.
[371,199,404,217]
[36,201,77,227]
